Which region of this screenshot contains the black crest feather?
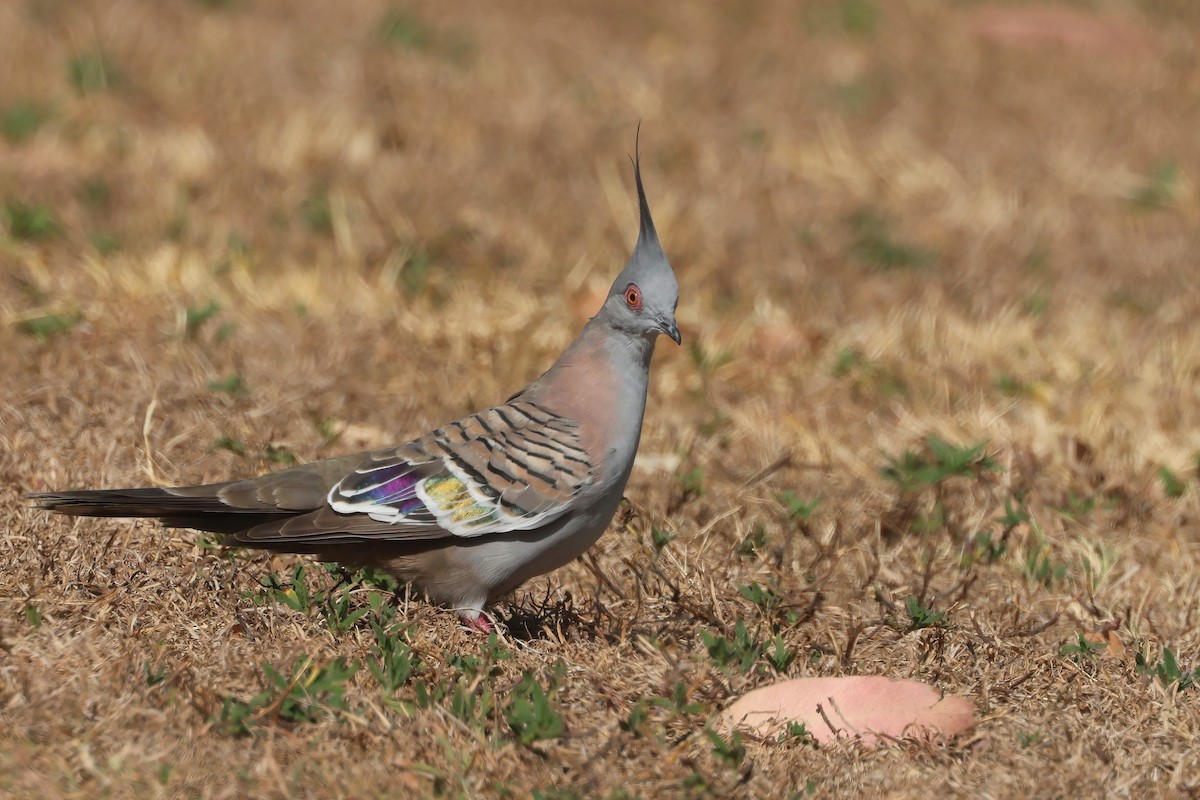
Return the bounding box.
[632,122,661,254]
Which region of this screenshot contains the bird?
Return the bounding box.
[28,143,680,632]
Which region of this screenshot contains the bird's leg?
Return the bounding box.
[459,611,492,634]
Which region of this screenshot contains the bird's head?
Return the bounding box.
[600,138,680,346]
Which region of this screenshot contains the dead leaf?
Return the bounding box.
[721,676,976,747]
[1084,629,1126,660]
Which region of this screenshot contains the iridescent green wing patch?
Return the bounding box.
[422,474,502,528]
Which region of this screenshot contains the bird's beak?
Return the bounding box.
[660,318,682,345]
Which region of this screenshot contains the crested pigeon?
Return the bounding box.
[28,147,681,631]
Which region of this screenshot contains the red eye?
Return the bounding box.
[624,284,642,310]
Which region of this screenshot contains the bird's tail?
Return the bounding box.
[29,487,213,517]
[27,487,288,534]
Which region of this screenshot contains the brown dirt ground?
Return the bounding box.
[3,0,1200,797]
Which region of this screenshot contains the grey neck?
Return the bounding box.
[594,321,654,479]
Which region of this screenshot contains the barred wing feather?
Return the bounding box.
[327,401,594,537]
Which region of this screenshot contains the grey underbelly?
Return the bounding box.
[472,505,616,599]
[324,488,624,609]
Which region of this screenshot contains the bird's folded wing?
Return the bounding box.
[232,400,594,545]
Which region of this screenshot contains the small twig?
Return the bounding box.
[789,591,824,627]
[997,669,1036,694]
[141,392,162,486]
[947,573,978,606]
[583,551,623,600]
[1008,612,1060,638]
[251,655,312,725]
[646,559,681,599]
[841,616,862,668]
[917,554,935,607]
[738,453,793,489]
[815,701,841,741]
[676,596,724,630]
[874,588,898,615]
[970,612,998,646]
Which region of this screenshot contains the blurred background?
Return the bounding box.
[2,0,1195,307]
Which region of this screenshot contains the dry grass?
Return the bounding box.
[3,0,1200,796]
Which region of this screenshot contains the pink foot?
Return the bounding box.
[460,613,492,633]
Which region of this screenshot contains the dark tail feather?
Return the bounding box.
[29,487,223,517]
[27,488,293,535]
